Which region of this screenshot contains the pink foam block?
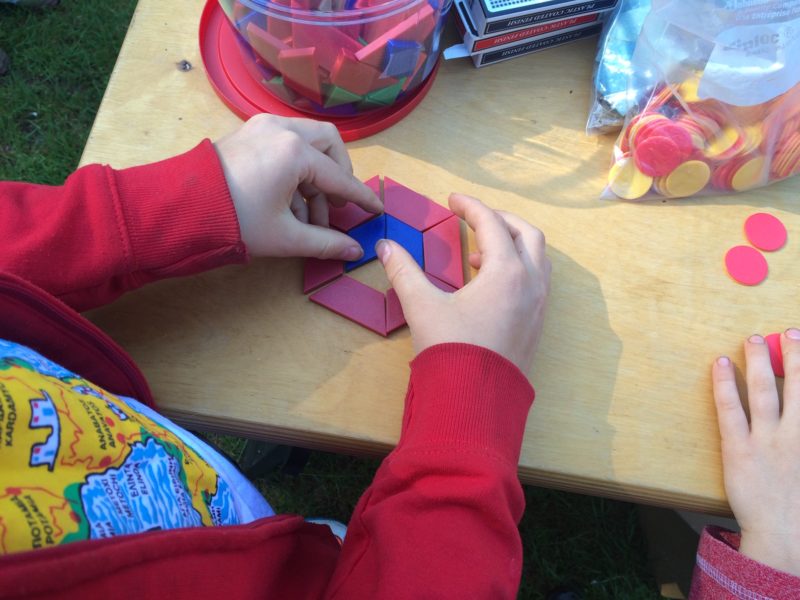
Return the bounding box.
[278,47,323,105]
[425,272,457,292]
[330,49,382,96]
[267,16,293,40]
[328,175,381,231]
[309,276,387,336]
[362,10,409,43]
[423,216,464,289]
[766,333,785,377]
[354,3,435,68]
[385,288,405,333]
[415,3,437,41]
[303,258,344,294]
[292,22,362,71]
[364,174,381,198]
[246,23,289,71]
[383,176,452,231]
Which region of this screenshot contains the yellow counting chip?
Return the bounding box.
[732,156,767,191]
[704,126,740,159]
[678,75,701,103]
[663,160,711,197]
[609,157,653,200]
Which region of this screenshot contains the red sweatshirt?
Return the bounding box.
[0,140,793,599]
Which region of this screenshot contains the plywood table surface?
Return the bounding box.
[81,0,800,514]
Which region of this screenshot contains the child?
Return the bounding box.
[690,333,800,596]
[0,114,550,598]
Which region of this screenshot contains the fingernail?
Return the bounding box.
[344,246,363,261]
[717,356,731,367]
[786,328,800,340]
[749,334,765,344]
[375,239,390,264]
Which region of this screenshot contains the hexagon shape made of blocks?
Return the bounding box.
[303,175,465,336]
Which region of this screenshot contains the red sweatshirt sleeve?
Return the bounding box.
[690,526,800,598]
[325,343,535,599]
[0,140,247,311]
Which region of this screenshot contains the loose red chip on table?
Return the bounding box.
[634,136,683,177]
[744,212,787,251]
[724,245,768,286]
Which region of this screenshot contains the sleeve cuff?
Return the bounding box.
[111,139,248,273]
[691,526,800,597]
[399,343,535,465]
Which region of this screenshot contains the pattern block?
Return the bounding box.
[345,214,386,272]
[278,47,323,105]
[387,215,423,269]
[310,276,387,336]
[381,40,423,79]
[246,23,289,72]
[383,176,452,231]
[423,216,464,289]
[303,258,343,294]
[329,175,379,232]
[304,175,465,336]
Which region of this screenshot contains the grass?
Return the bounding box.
[0,2,659,598]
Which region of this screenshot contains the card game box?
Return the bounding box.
[465,0,617,36]
[446,0,606,68]
[454,0,608,53]
[471,21,603,66]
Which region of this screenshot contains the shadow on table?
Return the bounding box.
[515,245,625,501]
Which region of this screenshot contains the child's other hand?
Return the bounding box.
[377,194,551,373]
[712,330,800,576]
[214,114,382,261]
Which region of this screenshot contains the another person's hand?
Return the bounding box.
[712,330,800,576]
[214,114,382,261]
[377,194,551,373]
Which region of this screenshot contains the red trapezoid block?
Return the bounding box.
[329,176,381,232]
[354,3,435,68]
[423,215,464,289]
[330,48,383,96]
[278,47,323,105]
[383,176,452,231]
[246,22,289,72]
[303,258,344,294]
[292,21,362,72]
[309,276,387,336]
[385,288,405,334]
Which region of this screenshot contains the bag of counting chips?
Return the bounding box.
[603,0,800,201]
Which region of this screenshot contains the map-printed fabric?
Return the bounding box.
[0,339,272,554]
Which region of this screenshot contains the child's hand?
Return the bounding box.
[377,194,550,373]
[712,330,800,576]
[214,115,382,261]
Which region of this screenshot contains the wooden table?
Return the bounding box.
[81,0,800,514]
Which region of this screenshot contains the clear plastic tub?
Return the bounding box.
[219,0,452,116]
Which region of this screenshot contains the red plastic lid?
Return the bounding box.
[198,0,439,141]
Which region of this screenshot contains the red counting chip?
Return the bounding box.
[724,245,768,286]
[634,136,683,177]
[655,122,695,158]
[744,212,787,251]
[635,120,695,159]
[765,333,785,377]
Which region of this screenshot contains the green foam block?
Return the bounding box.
[324,85,363,108]
[361,79,405,108]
